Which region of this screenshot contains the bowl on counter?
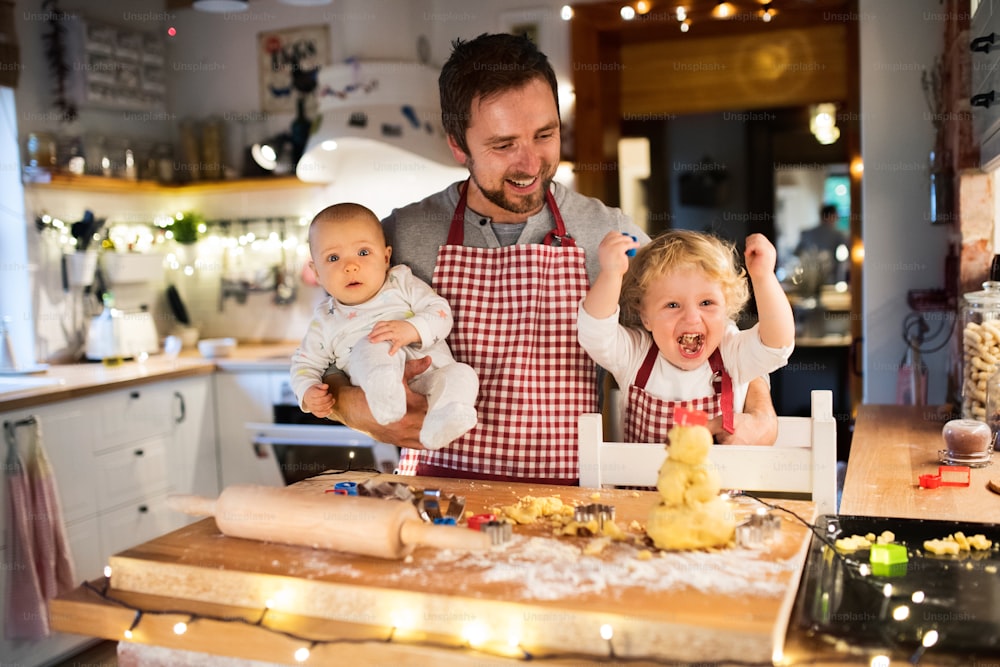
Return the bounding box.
[198,337,238,359]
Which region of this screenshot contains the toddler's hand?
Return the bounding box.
[744,233,777,277]
[302,383,334,418]
[369,320,420,355]
[597,231,638,277]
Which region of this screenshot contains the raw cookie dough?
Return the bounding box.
[646,408,735,550]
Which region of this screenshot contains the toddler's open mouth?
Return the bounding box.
[678,333,704,357]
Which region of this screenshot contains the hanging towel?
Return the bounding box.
[3,417,76,639]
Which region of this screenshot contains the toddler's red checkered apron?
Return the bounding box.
[623,343,735,443]
[396,183,596,483]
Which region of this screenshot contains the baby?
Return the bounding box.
[290,203,478,450]
[578,230,794,444]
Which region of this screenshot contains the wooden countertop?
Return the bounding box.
[0,342,299,412]
[52,473,817,666]
[840,404,999,522]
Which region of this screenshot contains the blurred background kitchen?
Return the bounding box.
[1,0,994,428]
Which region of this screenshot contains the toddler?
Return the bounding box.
[578,230,794,444]
[291,203,478,450]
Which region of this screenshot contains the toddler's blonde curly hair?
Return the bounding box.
[620,230,749,329]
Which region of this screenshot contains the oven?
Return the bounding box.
[245,377,399,485]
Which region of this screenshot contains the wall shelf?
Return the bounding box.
[23,173,320,194]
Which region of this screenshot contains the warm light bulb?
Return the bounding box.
[621,5,636,19]
[599,623,614,640]
[675,6,687,20]
[922,630,939,647]
[711,1,735,18]
[462,621,489,647]
[635,0,651,14]
[173,621,188,635]
[294,647,310,662]
[103,565,112,578]
[870,656,891,667]
[680,19,690,32]
[561,5,574,20]
[891,605,910,621]
[124,629,133,639]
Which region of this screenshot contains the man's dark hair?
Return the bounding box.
[820,203,839,222]
[439,32,560,155]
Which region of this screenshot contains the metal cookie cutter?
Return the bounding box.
[357,479,414,502]
[480,520,513,545]
[573,503,616,531]
[735,508,782,548]
[415,489,466,524]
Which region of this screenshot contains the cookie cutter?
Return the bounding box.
[918,465,971,489]
[573,503,615,530]
[735,508,782,548]
[414,489,466,524]
[357,479,414,502]
[325,481,358,495]
[479,520,512,545]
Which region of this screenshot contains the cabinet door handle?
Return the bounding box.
[137,505,149,514]
[134,448,144,457]
[130,390,140,399]
[972,33,996,53]
[972,91,996,108]
[173,391,186,424]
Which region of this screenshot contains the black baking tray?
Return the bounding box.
[791,515,1000,658]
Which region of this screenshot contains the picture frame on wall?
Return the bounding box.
[257,24,330,113]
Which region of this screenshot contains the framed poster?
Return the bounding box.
[258,24,330,113]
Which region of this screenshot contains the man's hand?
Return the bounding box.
[325,357,431,449]
[710,376,778,445]
[369,320,420,355]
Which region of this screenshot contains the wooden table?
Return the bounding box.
[52,473,817,666]
[840,404,999,522]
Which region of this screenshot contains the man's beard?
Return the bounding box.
[467,157,555,216]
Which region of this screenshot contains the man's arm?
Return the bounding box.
[711,376,778,445]
[323,358,431,450]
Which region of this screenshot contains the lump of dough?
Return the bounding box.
[665,422,713,465]
[647,497,735,550]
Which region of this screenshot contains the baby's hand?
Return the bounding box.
[744,233,777,277]
[597,231,638,277]
[369,320,420,355]
[302,383,334,418]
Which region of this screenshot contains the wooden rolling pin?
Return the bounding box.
[167,485,491,559]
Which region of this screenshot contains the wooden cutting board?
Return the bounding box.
[80,473,816,665]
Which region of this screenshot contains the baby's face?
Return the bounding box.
[639,266,728,371]
[309,215,391,305]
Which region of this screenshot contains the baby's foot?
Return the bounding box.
[364,369,406,425]
[420,403,478,450]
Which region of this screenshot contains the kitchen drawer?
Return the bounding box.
[94,436,170,511]
[96,384,176,453]
[99,492,182,558]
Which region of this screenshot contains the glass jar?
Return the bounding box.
[961,281,1000,421]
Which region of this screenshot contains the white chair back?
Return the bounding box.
[578,389,838,515]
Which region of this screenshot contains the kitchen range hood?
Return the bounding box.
[296,60,458,184]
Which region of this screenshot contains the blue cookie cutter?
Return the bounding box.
[623,233,637,256]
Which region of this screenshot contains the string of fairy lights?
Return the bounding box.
[76,486,963,666]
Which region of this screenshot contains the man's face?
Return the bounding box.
[448,78,561,220]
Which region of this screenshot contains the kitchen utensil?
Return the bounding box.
[197,337,237,358]
[166,284,190,326]
[166,485,491,559]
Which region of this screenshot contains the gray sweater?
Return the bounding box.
[382,181,648,285]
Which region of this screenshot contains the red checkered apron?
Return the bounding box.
[623,343,735,444]
[395,183,596,483]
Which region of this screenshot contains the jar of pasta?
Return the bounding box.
[961,281,1000,421]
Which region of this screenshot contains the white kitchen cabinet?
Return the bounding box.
[0,373,218,666]
[972,0,1000,169]
[214,370,284,488]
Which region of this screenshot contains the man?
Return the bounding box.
[795,203,849,284]
[323,33,778,483]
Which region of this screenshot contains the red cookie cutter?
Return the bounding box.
[918,465,971,489]
[467,513,496,531]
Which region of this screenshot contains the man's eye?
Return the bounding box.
[494,143,513,151]
[538,132,554,141]
[358,249,370,256]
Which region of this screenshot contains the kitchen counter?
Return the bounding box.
[52,473,818,666]
[0,342,299,412]
[840,404,998,522]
